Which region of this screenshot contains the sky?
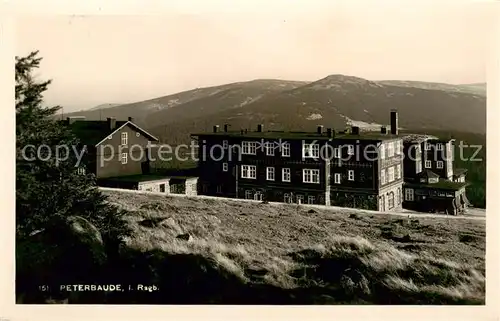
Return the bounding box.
[16,1,496,113]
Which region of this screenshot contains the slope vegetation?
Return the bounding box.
[94,190,485,305]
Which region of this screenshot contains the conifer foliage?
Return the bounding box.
[15,50,131,245]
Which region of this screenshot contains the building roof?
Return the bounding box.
[453,168,468,177]
[417,169,441,179]
[191,130,402,141]
[64,120,127,146]
[63,120,159,146]
[101,174,197,183]
[401,134,437,143]
[405,180,468,191]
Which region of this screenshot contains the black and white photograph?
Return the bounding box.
[3,0,499,317]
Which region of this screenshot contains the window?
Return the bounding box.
[346,145,354,156]
[437,161,444,169]
[380,144,385,159]
[396,164,401,179]
[216,185,222,194]
[429,177,439,184]
[296,195,304,204]
[387,142,394,157]
[223,162,228,172]
[436,143,443,151]
[223,140,228,149]
[121,152,128,164]
[121,132,128,145]
[284,193,292,203]
[242,141,257,155]
[334,173,341,184]
[77,167,86,175]
[348,170,354,181]
[303,169,320,184]
[425,160,432,168]
[245,190,253,199]
[266,167,275,181]
[397,187,402,204]
[281,142,290,157]
[388,167,395,182]
[388,192,395,209]
[381,169,386,185]
[416,160,422,173]
[241,165,257,179]
[265,142,275,156]
[302,143,320,158]
[425,142,431,151]
[136,132,140,137]
[282,168,291,182]
[334,148,341,158]
[405,188,414,201]
[254,191,263,201]
[307,196,315,204]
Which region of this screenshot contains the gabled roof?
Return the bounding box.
[62,120,159,146]
[453,168,468,177]
[417,169,440,180]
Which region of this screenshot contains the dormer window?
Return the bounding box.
[429,177,439,184]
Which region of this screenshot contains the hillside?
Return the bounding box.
[62,75,486,144]
[377,80,486,96]
[64,79,308,124]
[91,189,485,304]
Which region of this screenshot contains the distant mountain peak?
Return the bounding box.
[305,74,382,91]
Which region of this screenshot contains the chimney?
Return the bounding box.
[257,124,264,132]
[327,128,335,138]
[107,117,116,130]
[66,116,85,124]
[128,117,134,122]
[213,125,220,133]
[351,126,360,135]
[390,109,399,135]
[224,124,230,132]
[317,125,324,134]
[381,126,387,134]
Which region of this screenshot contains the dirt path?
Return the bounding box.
[99,187,486,221]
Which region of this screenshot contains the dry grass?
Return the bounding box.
[103,190,485,304]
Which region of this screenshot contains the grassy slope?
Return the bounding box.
[103,190,485,304]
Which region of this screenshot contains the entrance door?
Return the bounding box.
[379,195,385,211]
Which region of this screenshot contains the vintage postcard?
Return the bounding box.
[1,0,499,320]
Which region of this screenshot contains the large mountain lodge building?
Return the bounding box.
[191,110,470,215]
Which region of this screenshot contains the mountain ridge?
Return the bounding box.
[62,75,486,144]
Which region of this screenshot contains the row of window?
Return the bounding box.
[244,190,317,204]
[424,160,444,169]
[241,165,319,183]
[239,141,358,157]
[380,164,402,185]
[379,141,403,159]
[239,164,359,184]
[380,189,402,211]
[424,142,445,151]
